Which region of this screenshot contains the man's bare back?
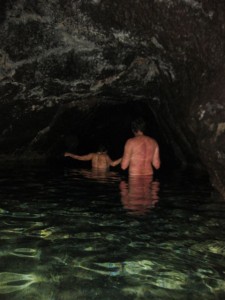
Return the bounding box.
[121,119,160,176]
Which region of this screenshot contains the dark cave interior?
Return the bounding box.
[2,0,225,196]
[41,100,199,174]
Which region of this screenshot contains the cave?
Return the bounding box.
[0,0,225,197]
[1,1,225,298]
[34,99,195,169]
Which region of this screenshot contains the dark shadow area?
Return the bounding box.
[0,1,7,24]
[42,100,203,177]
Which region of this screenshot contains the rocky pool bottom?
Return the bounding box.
[0,165,225,300]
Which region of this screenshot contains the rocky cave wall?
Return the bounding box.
[0,0,225,197]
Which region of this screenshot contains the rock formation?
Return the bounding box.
[0,0,225,197]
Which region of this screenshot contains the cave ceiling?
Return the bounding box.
[0,0,225,197]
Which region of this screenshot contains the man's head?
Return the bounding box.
[131,118,146,134]
[98,145,107,153]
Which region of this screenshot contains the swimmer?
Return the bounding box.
[121,118,160,176]
[64,145,121,171]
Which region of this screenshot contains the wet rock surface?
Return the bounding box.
[190,67,225,198]
[0,0,225,197]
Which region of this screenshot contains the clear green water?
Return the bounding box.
[0,166,225,300]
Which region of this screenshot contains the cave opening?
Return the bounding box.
[48,99,188,173]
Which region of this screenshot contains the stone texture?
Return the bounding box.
[0,0,225,197]
[189,67,225,198]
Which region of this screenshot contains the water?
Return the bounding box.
[0,165,225,300]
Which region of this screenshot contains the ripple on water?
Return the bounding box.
[10,248,40,259]
[0,272,42,294]
[0,167,224,299]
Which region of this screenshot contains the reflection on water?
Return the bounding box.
[0,272,42,294]
[80,168,120,183]
[0,166,225,299]
[120,176,159,215]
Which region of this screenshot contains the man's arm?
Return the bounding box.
[152,146,160,169]
[110,158,122,167]
[64,152,93,161]
[121,140,132,170]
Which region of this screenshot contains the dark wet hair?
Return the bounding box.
[97,145,107,152]
[131,118,146,133]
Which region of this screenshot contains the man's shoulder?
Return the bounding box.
[144,135,157,141]
[143,136,159,147]
[126,137,137,144]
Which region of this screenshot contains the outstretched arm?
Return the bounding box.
[64,152,93,161]
[110,158,122,167]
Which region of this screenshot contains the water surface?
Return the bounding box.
[0,166,225,300]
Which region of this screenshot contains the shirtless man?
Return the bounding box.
[64,145,121,170]
[121,118,160,176]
